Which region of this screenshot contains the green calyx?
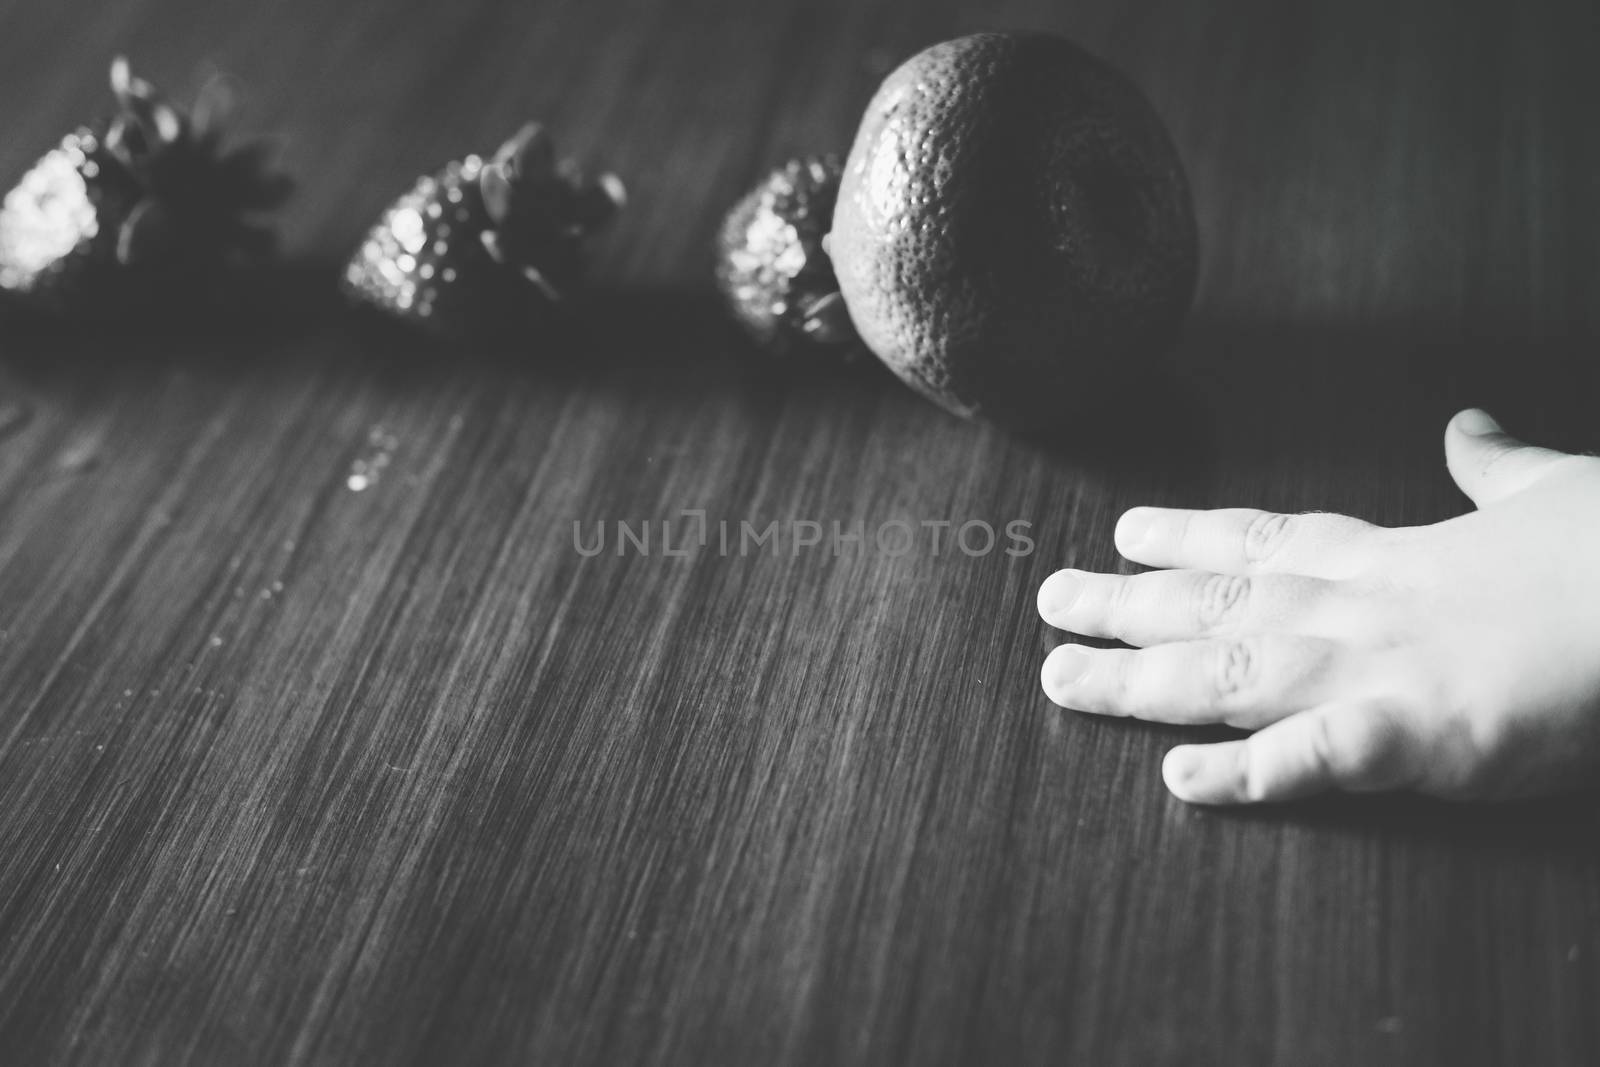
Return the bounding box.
[475,123,626,299]
[101,57,292,268]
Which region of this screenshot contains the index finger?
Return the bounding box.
[1114,507,1376,578]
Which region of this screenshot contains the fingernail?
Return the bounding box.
[1039,570,1084,617]
[1116,509,1154,549]
[1454,408,1501,436]
[1048,644,1093,688]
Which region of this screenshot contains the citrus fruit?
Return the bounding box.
[828,31,1198,430]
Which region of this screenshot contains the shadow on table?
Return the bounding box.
[1172,313,1600,458]
[0,269,881,384]
[1207,785,1600,853]
[0,263,345,346]
[1021,310,1600,506]
[5,274,1598,471]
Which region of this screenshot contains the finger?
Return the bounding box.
[1040,635,1340,728]
[1161,701,1420,804]
[1037,568,1339,646]
[1113,507,1374,577]
[1445,408,1574,508]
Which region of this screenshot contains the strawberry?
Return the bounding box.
[715,154,857,355]
[342,123,625,338]
[0,58,291,318]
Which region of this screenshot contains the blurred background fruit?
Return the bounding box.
[343,122,625,339]
[715,154,857,356]
[0,57,291,320]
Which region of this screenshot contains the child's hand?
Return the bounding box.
[1037,409,1600,805]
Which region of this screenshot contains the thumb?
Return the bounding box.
[1444,408,1571,508]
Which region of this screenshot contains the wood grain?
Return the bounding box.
[1,0,1598,1063]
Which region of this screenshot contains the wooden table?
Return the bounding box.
[1,0,1597,1062]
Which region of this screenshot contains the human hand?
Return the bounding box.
[1037,409,1600,804]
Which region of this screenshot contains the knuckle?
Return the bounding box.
[1394,667,1509,798]
[1324,711,1385,786]
[1437,707,1514,799]
[1105,652,1134,708]
[1304,711,1344,781]
[1105,576,1139,641]
[1210,638,1258,703]
[1242,512,1293,565]
[1196,573,1250,630]
[1171,510,1197,554]
[1242,742,1276,802]
[1331,707,1414,791]
[1332,530,1391,580]
[1473,439,1519,481]
[1080,652,1129,715]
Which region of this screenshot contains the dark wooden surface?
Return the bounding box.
[2,0,1599,1063]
